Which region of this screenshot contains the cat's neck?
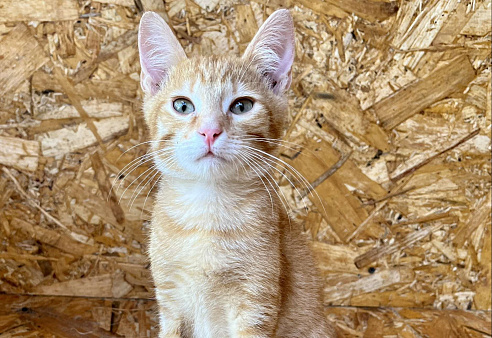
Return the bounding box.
[155,176,278,232]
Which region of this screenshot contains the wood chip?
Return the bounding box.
[318,84,389,150]
[91,152,125,225]
[390,128,480,181]
[36,116,129,157]
[0,24,49,96]
[93,0,135,6]
[33,272,133,298]
[454,192,491,247]
[372,55,476,130]
[460,0,492,36]
[11,218,95,256]
[324,268,414,304]
[0,0,79,23]
[355,221,447,268]
[0,136,40,172]
[32,71,138,102]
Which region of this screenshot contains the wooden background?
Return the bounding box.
[0,0,491,336]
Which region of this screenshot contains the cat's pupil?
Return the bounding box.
[173,98,195,114]
[230,98,253,114]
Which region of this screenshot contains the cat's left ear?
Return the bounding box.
[242,9,295,94]
[138,12,187,96]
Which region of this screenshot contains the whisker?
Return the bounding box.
[130,168,161,211]
[116,145,175,178]
[111,147,174,198]
[237,153,275,216]
[111,141,197,202]
[241,144,329,219]
[233,153,249,177]
[109,140,173,192]
[241,144,308,188]
[110,153,153,200]
[248,156,293,228]
[141,175,162,219]
[119,165,157,205]
[245,150,308,212]
[241,137,330,166]
[127,151,179,209]
[127,167,157,209]
[241,152,292,224]
[116,140,173,162]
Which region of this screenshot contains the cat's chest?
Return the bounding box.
[159,181,260,232]
[150,181,269,276]
[150,226,241,280]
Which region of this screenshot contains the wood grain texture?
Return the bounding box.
[372,55,476,130]
[325,0,399,21]
[0,24,48,96]
[0,0,490,335]
[0,0,79,23]
[0,136,39,172]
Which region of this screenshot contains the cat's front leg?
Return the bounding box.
[228,297,279,338]
[155,288,183,338]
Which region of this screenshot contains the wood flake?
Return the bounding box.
[461,0,492,36]
[0,136,39,172]
[36,116,129,157]
[372,55,476,130]
[0,24,49,96]
[324,268,414,304]
[0,0,78,23]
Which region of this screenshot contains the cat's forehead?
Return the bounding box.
[166,56,261,93]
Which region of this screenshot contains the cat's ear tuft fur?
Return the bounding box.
[138,12,187,96]
[243,9,295,94]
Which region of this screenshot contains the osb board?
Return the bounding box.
[0,0,490,336]
[0,295,490,337]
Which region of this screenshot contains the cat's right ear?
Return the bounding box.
[138,12,187,96]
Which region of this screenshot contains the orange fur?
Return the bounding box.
[139,10,336,338]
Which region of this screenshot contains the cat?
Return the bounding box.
[138,9,336,338]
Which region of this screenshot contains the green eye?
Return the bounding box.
[230,98,254,114]
[173,98,195,114]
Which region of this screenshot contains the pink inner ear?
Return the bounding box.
[270,41,294,91]
[138,12,187,95]
[242,9,295,94]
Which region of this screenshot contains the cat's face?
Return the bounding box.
[138,10,294,181]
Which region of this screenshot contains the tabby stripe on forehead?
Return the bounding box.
[189,73,198,93]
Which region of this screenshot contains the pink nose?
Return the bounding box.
[198,127,223,148]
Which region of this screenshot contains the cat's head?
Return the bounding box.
[138,10,295,181]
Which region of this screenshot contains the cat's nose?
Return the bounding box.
[198,127,223,148]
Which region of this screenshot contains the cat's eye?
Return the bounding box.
[230,98,254,114]
[173,98,195,114]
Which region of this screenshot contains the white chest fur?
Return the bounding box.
[149,179,281,337]
[160,179,267,231]
[150,179,275,277]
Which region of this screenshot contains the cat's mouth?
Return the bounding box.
[198,151,222,161]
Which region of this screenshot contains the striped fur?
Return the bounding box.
[139,9,336,338]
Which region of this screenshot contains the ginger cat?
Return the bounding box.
[138,9,336,337]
